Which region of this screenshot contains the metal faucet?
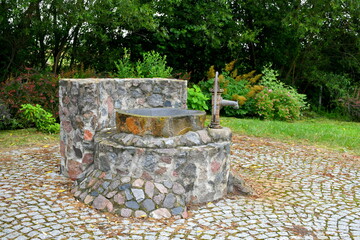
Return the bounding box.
[209,72,239,129]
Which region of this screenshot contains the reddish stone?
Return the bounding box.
[60,141,66,157]
[63,96,70,104]
[61,107,70,117]
[84,130,93,141]
[160,156,172,164]
[107,97,114,115]
[211,161,221,173]
[99,172,106,178]
[145,181,155,198]
[93,195,109,210]
[82,153,93,164]
[68,160,82,180]
[114,193,125,205]
[172,171,179,177]
[106,201,114,212]
[136,148,145,154]
[62,121,72,133]
[141,171,153,181]
[182,211,189,219]
[155,167,167,175]
[75,116,84,129]
[88,178,97,187]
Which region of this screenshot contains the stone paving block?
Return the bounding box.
[2,142,360,239]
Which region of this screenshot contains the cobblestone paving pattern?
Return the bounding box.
[1,135,359,239]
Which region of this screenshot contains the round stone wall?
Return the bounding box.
[94,128,232,204]
[72,127,232,218]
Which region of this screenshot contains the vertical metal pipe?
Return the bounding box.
[212,72,219,124]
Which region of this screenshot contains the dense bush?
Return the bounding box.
[19,104,60,133]
[255,65,308,121]
[113,49,173,78]
[339,88,360,122]
[199,61,263,117]
[0,69,59,119]
[187,84,209,111]
[198,62,308,121]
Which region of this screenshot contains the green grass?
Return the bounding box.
[0,128,59,150]
[218,117,360,155]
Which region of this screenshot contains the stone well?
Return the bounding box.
[61,78,233,218]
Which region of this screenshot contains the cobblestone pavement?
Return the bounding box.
[1,135,359,239]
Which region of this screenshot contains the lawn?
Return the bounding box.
[0,128,59,151]
[219,117,360,155]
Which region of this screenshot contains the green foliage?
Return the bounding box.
[136,51,173,78]
[114,49,136,78]
[199,61,263,118]
[152,0,235,81]
[1,0,359,120]
[114,50,173,78]
[19,104,59,134]
[220,71,260,117]
[309,71,353,102]
[187,85,209,111]
[0,69,59,118]
[255,65,308,121]
[200,63,307,121]
[339,87,360,122]
[0,0,158,79]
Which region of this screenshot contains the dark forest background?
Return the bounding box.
[1,0,359,116]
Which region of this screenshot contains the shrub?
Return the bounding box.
[255,65,308,121]
[199,62,308,121]
[113,49,173,78]
[199,60,263,117]
[0,100,22,130]
[0,69,59,119]
[113,49,136,78]
[343,98,360,122]
[339,87,360,122]
[187,84,209,111]
[19,104,60,133]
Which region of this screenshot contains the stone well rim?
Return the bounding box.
[116,108,205,118]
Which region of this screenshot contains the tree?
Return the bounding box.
[147,0,238,81]
[0,0,158,80]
